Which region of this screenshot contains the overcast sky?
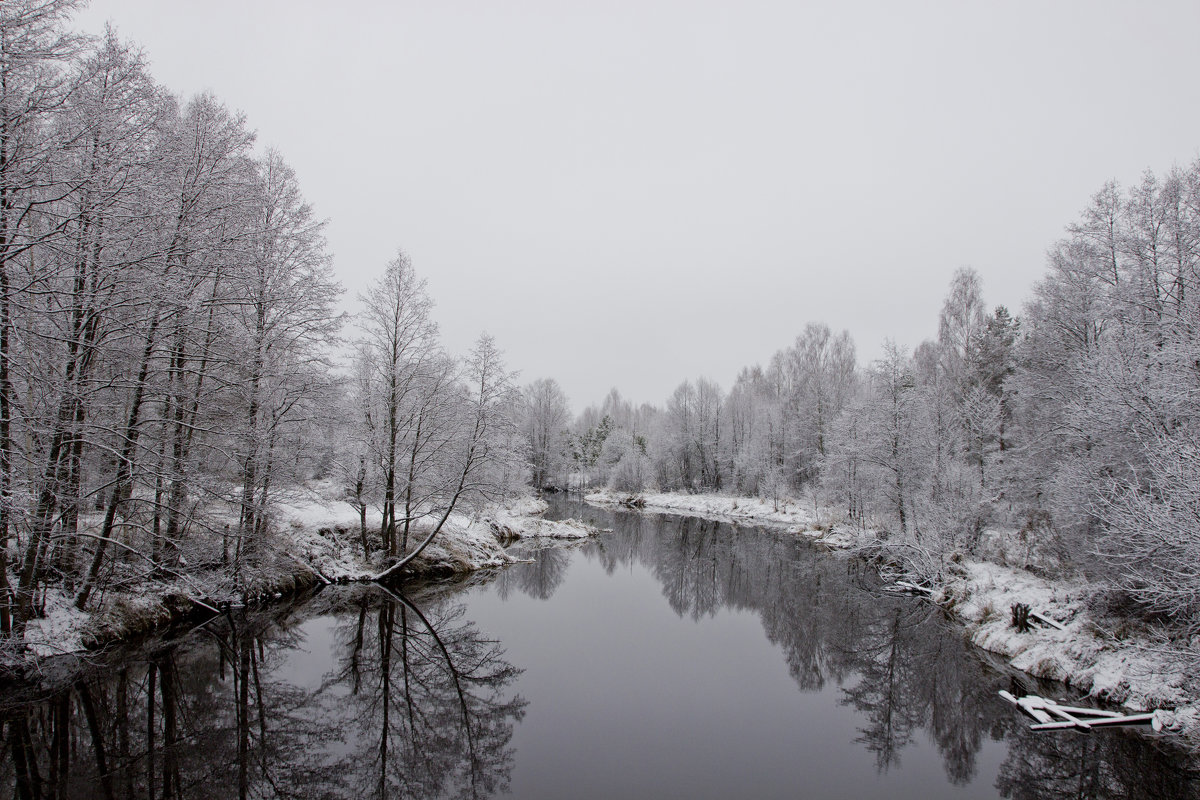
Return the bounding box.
[74,1,1200,412]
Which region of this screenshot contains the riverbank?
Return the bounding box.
[585,488,1200,743]
[584,488,858,547]
[12,484,596,668]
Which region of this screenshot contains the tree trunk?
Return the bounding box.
[402,412,423,554]
[163,322,189,566]
[356,458,368,558]
[76,307,163,610]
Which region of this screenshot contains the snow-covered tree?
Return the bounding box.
[520,377,570,491]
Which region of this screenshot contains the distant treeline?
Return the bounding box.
[523,162,1200,628]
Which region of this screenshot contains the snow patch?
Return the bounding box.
[24,590,90,658]
[585,489,855,548]
[273,484,518,577]
[943,560,1196,715]
[484,496,598,541]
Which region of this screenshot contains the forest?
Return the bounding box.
[3,0,1200,667]
[526,166,1200,636]
[0,1,525,644]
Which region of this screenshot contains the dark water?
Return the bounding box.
[0,499,1196,799]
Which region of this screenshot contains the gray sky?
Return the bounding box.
[75,0,1200,413]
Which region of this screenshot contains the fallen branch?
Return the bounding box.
[1029,714,1160,731]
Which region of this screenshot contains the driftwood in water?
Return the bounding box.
[999,690,1164,732]
[1027,713,1160,731]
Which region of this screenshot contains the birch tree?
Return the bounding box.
[373,333,518,581]
[75,92,258,608]
[520,377,570,491]
[356,250,437,556]
[226,149,340,572]
[938,267,986,393]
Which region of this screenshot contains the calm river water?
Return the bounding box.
[0,498,1196,798]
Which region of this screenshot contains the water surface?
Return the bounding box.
[0,499,1195,798]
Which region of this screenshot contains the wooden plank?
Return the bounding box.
[1041,701,1122,719]
[1029,713,1157,731]
[1015,696,1055,724]
[1002,691,1163,732]
[1029,610,1066,631]
[1042,704,1092,730]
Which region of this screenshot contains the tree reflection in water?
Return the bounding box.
[0,587,525,799]
[996,722,1199,800]
[0,500,1197,800]
[493,542,573,602]
[566,502,1200,799]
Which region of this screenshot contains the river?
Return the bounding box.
[0,498,1195,798]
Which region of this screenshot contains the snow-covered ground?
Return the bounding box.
[15,484,594,663]
[22,590,92,658]
[276,484,597,577]
[485,495,597,540]
[585,488,859,548]
[943,560,1199,733]
[587,488,1200,740]
[277,486,515,579]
